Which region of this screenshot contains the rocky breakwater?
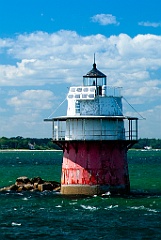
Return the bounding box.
[0,176,60,192]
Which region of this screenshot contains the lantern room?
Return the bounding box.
[83,59,106,96]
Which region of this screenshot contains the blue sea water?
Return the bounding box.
[0,149,161,239]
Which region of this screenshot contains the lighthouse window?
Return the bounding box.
[97,77,106,86]
[76,87,82,92]
[82,94,88,98]
[70,87,76,92]
[68,94,73,99]
[75,101,80,113]
[75,94,80,99]
[83,88,88,92]
[88,94,94,98]
[90,87,95,92]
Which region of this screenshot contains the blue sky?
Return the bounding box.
[0,0,161,138]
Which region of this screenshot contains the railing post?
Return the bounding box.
[131,120,132,140]
[129,120,131,141]
[136,119,138,140]
[83,119,85,140]
[53,121,55,140]
[100,118,102,141]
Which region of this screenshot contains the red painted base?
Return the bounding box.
[61,141,130,195]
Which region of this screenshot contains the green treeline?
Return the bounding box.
[0,136,60,150]
[0,137,161,150]
[133,138,161,149]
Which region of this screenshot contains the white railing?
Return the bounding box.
[53,118,138,141]
[105,86,122,97]
[53,129,125,141]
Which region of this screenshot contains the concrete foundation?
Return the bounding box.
[61,184,129,196]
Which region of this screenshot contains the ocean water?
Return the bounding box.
[0,149,161,239]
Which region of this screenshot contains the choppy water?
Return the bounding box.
[0,149,161,239]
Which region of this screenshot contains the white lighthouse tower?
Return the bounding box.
[45,59,138,196]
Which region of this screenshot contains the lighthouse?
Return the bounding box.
[45,59,138,196]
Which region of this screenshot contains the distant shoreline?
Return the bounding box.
[0,149,62,152]
[0,149,160,152]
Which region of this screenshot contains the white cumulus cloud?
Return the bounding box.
[7,90,55,111]
[91,14,120,26]
[138,21,161,28]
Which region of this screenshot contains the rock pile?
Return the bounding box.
[0,176,60,192]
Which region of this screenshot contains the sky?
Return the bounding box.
[0,0,161,139]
